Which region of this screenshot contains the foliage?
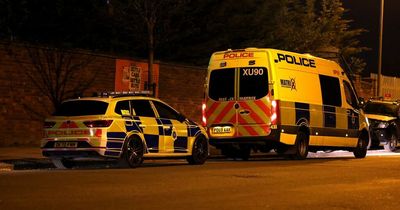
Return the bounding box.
[6,44,97,111]
[0,0,367,72]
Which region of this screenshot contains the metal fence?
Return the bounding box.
[370,73,400,100]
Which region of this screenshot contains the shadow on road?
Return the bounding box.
[1,149,399,171]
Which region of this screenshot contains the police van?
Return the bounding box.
[203,48,370,160]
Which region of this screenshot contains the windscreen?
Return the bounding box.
[364,102,398,117]
[54,100,109,116]
[239,67,268,100]
[209,68,235,101]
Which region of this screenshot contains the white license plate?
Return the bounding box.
[212,126,232,134]
[54,142,78,148]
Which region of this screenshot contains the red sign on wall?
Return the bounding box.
[115,59,159,96]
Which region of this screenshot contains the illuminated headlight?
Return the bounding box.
[377,122,389,129]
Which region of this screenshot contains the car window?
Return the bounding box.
[54,100,108,116]
[131,100,156,117]
[153,101,181,120]
[115,100,131,115]
[364,102,399,117]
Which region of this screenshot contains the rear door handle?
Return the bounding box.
[163,125,173,130]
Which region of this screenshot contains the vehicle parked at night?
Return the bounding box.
[363,99,400,152]
[42,91,209,169]
[203,48,370,160]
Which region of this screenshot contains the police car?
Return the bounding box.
[42,91,209,168]
[364,99,400,152]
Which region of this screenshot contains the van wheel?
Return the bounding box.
[120,136,144,168]
[384,133,398,152]
[187,136,208,165]
[51,158,74,169]
[291,131,309,160]
[353,133,368,158]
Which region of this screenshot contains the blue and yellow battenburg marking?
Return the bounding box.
[103,116,201,158]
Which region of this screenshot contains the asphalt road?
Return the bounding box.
[1,151,400,210]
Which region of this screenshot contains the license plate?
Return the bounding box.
[54,142,78,148]
[212,126,232,134]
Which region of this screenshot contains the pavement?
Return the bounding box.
[0,146,222,171]
[0,147,51,171]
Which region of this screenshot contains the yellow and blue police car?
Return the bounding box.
[41,91,209,169]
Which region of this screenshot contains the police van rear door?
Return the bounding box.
[206,49,273,138]
[236,66,271,137]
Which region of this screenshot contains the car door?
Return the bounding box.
[131,100,162,153]
[152,100,189,153]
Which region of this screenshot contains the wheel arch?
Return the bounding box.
[121,131,148,157]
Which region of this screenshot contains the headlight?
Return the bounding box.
[377,121,389,128]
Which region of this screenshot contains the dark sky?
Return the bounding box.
[343,0,400,77]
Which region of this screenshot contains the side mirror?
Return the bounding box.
[358,97,365,109]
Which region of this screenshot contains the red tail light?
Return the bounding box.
[201,102,207,127]
[44,121,56,129]
[271,100,280,125]
[84,120,113,128]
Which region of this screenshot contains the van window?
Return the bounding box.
[319,75,342,107]
[209,68,235,101]
[239,67,268,100]
[343,81,358,108]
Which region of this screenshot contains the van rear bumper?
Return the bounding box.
[209,129,281,146]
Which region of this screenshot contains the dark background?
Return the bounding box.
[344,0,400,77]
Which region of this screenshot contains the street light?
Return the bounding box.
[377,0,384,97]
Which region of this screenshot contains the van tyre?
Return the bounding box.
[187,136,208,165]
[291,131,309,160]
[120,136,144,168]
[384,133,398,152]
[353,133,368,158]
[51,158,74,169]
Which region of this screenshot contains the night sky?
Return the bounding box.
[343,0,400,77]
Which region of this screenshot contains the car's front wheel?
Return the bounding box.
[187,135,208,165]
[384,133,398,152]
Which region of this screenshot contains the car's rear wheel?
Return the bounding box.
[120,136,144,168]
[384,133,398,152]
[187,136,208,165]
[51,158,74,169]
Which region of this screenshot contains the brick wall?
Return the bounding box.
[158,63,206,123]
[0,43,206,147]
